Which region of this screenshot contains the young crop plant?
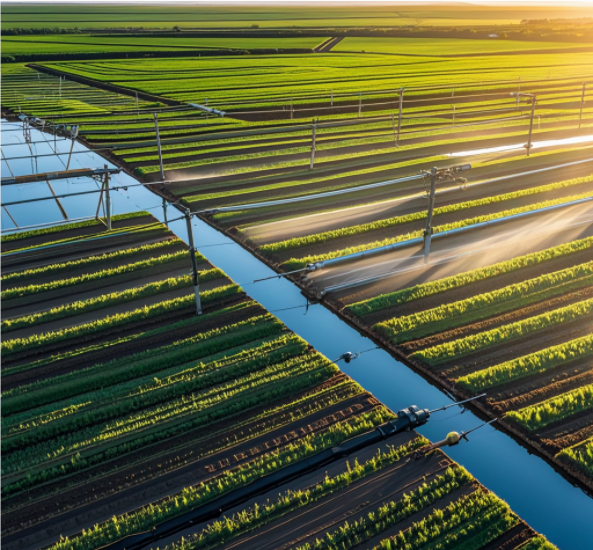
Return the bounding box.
[0,238,189,287]
[1,250,191,300]
[1,284,242,357]
[413,298,593,366]
[516,537,559,550]
[346,236,593,316]
[506,384,593,431]
[0,211,151,243]
[165,437,430,550]
[375,261,593,344]
[45,407,393,550]
[558,438,593,479]
[456,334,593,392]
[369,491,518,550]
[296,487,517,550]
[1,269,225,333]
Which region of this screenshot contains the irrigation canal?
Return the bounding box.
[2,119,592,549]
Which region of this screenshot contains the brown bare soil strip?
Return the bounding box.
[544,424,593,455]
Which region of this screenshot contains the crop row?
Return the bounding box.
[2,369,356,495]
[1,222,171,256]
[168,437,430,550]
[558,438,593,479]
[3,313,283,411]
[1,238,188,286]
[0,211,151,243]
[506,384,593,431]
[1,268,225,333]
[298,489,517,550]
[346,236,593,316]
[45,407,392,550]
[3,351,334,475]
[282,191,593,270]
[1,283,242,356]
[3,358,338,482]
[3,333,307,450]
[456,334,593,392]
[413,297,593,366]
[2,249,191,300]
[377,261,593,344]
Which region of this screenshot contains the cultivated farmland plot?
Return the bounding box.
[2,15,592,549]
[0,210,556,550]
[19,46,588,493]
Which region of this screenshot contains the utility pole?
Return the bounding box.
[396,88,404,147]
[424,167,438,261]
[183,209,202,315]
[579,82,587,129]
[310,118,317,169]
[511,92,536,157]
[392,113,397,147]
[153,113,165,181]
[290,97,294,120]
[162,197,168,226]
[358,91,362,117]
[65,125,79,170]
[330,90,333,107]
[103,164,112,231]
[422,164,472,261]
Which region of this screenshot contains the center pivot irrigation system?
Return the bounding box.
[95,393,488,550]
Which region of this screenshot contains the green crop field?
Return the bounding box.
[1,35,325,55]
[336,36,593,55]
[2,6,590,545]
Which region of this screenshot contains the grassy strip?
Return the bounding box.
[282,192,593,270]
[0,211,150,243]
[506,384,593,431]
[413,298,593,366]
[175,441,473,550]
[4,376,361,499]
[368,491,518,550]
[3,353,329,471]
[1,269,225,333]
[557,438,593,480]
[346,237,593,316]
[516,537,559,550]
[4,335,306,450]
[2,250,191,300]
[297,488,516,550]
[1,239,188,286]
[46,407,392,550]
[1,283,242,357]
[456,334,593,392]
[1,301,258,378]
[2,314,282,412]
[1,223,170,256]
[261,175,593,254]
[376,262,593,344]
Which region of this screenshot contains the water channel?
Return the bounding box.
[2,119,592,549]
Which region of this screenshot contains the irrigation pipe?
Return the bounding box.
[318,214,593,297]
[199,174,425,215]
[306,195,593,273]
